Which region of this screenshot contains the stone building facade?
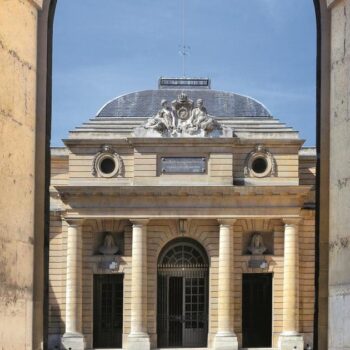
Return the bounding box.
[4,1,350,350]
[48,78,316,350]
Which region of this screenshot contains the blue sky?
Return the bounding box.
[52,0,316,146]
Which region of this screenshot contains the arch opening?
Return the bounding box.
[42,2,325,350]
[158,237,209,268]
[157,238,209,348]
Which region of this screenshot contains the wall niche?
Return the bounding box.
[242,231,274,255]
[93,231,125,256]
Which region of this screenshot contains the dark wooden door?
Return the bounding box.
[242,273,272,348]
[93,274,123,348]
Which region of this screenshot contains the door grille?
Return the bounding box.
[157,239,209,348]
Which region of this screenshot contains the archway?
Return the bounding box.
[157,238,209,348]
[34,1,329,350]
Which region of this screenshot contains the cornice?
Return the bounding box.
[61,208,302,221]
[283,217,302,226]
[54,184,313,200]
[130,218,150,226]
[62,137,304,148]
[217,219,237,226]
[64,217,84,226]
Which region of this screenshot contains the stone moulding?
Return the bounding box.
[55,184,312,201]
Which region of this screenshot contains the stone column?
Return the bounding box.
[213,219,238,350]
[278,218,303,350]
[61,219,85,350]
[128,219,150,350]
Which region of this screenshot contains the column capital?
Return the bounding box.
[282,217,302,226]
[64,218,84,227]
[130,219,150,226]
[217,218,236,227]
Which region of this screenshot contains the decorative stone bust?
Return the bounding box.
[98,232,119,255]
[248,233,267,255]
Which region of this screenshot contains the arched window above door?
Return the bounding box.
[158,238,209,268]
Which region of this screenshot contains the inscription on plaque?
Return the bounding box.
[248,258,268,269]
[161,157,206,174]
[98,256,120,271]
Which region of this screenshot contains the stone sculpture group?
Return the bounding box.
[142,93,222,137]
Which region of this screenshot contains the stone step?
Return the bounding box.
[155,348,208,350]
[92,348,279,350]
[155,348,278,350]
[242,348,278,350]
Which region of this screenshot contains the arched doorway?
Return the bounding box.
[35,2,328,350]
[157,238,209,348]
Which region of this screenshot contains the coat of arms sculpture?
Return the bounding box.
[134,93,232,137]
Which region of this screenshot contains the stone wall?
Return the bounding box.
[328,1,350,349]
[56,141,303,188]
[48,215,315,349]
[48,148,317,349]
[3,0,350,349]
[0,1,44,349]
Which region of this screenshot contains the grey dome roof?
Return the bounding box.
[97,89,271,118]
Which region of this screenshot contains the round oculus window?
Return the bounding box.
[251,157,268,174]
[94,151,121,178]
[100,157,116,174]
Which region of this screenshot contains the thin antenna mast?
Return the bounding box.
[179,0,190,77]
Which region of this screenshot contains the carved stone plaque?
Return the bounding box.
[98,256,120,271]
[161,157,206,174]
[248,258,268,269]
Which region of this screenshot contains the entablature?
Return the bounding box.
[63,137,304,147]
[60,207,304,221]
[54,185,312,217]
[55,184,312,198]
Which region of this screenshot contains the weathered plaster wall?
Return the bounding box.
[0,0,44,349]
[328,0,350,349]
[2,0,350,349]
